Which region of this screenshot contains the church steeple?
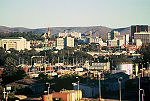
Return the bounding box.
[48,27,51,38]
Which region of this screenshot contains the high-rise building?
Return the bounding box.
[65,36,74,47]
[56,37,64,50]
[131,25,148,41]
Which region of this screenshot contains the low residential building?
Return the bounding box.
[43,90,82,101]
[0,37,30,51]
[89,61,110,71]
[116,62,134,75]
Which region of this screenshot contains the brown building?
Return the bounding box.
[43,90,82,101]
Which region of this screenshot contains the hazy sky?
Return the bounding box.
[0,0,150,28]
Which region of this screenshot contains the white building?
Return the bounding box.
[56,37,64,50]
[89,37,104,45]
[65,36,74,47]
[116,62,134,75]
[0,37,30,51]
[107,31,129,46]
[89,62,110,71]
[59,31,81,39]
[107,39,118,46]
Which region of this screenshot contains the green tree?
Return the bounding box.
[2,57,26,85]
[0,47,7,66]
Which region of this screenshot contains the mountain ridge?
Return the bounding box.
[0,25,149,39]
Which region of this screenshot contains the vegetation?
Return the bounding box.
[2,57,26,85]
[0,32,43,41]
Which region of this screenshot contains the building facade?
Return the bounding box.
[89,62,110,71]
[65,36,74,48]
[0,37,30,51]
[131,25,148,41]
[59,31,81,39]
[56,37,64,50]
[89,37,103,45]
[134,32,150,44]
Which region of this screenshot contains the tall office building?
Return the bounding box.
[131,25,148,41]
[65,36,74,47]
[56,37,64,50]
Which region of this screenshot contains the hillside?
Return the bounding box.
[1,25,149,39]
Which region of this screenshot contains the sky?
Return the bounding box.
[0,0,150,28]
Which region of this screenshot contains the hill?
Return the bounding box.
[1,25,149,39]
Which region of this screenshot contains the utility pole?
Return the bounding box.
[76,77,79,100]
[99,73,101,101]
[46,83,50,100]
[118,77,122,101]
[3,88,6,100]
[73,58,74,66]
[139,73,141,101]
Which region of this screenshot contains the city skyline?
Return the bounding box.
[0,0,150,28]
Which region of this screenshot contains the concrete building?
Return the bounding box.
[59,31,81,39]
[89,37,104,45]
[43,90,82,101]
[107,39,118,46]
[107,32,111,40]
[116,62,134,75]
[125,34,129,45]
[107,31,129,46]
[89,61,110,71]
[134,32,150,44]
[113,31,121,39]
[56,37,64,50]
[0,37,30,51]
[131,25,148,41]
[65,36,74,48]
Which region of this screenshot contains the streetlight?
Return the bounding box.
[76,77,79,100]
[138,73,141,101]
[118,77,122,101]
[140,89,145,101]
[3,86,11,101]
[46,82,50,100]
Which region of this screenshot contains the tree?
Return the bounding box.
[0,47,7,66]
[0,86,3,100]
[2,57,26,85]
[140,44,150,63]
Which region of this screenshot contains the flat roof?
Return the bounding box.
[1,37,24,39]
[134,32,150,34]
